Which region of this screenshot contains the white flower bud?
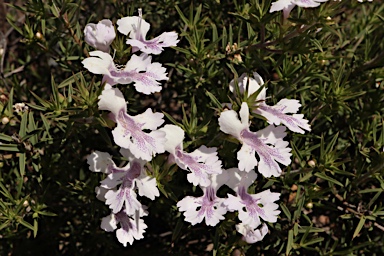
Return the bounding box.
[84,19,116,52]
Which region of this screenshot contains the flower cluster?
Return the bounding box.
[83,9,311,247]
[82,8,179,95]
[84,10,178,246]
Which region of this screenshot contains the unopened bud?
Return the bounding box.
[0,94,7,102]
[35,32,43,39]
[308,160,316,167]
[1,116,9,124]
[306,202,313,209]
[84,19,116,52]
[23,200,29,207]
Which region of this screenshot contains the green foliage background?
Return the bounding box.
[0,0,384,255]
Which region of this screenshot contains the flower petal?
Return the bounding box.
[136,172,160,200]
[237,144,258,173]
[105,186,141,214]
[87,151,113,173]
[236,223,269,244]
[112,109,166,161]
[98,86,126,115]
[117,16,150,39]
[160,124,185,154]
[115,210,147,246]
[101,213,118,232]
[218,109,246,139]
[239,102,250,127]
[270,0,293,12]
[132,108,165,131]
[82,51,112,75]
[124,54,168,94]
[127,31,179,54]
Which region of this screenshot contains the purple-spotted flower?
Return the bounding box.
[236,223,269,244]
[177,171,229,226]
[82,51,168,94]
[87,149,160,214]
[84,19,116,52]
[98,85,166,161]
[224,168,280,229]
[218,102,292,177]
[117,9,179,55]
[229,72,311,134]
[160,124,222,187]
[270,0,328,19]
[101,206,148,246]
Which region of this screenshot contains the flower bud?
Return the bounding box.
[1,116,9,124]
[308,160,316,167]
[84,19,116,52]
[35,32,43,40]
[0,94,7,102]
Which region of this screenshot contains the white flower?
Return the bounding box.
[236,223,269,244]
[101,207,148,246]
[270,0,328,19]
[218,102,292,177]
[103,161,142,215]
[160,125,222,187]
[224,168,280,229]
[95,149,159,214]
[82,51,168,94]
[117,9,179,55]
[177,172,229,226]
[84,19,116,52]
[230,73,311,134]
[98,85,166,161]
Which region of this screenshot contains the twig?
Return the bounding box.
[4,65,24,78]
[333,191,384,232]
[61,12,89,58]
[0,31,8,89]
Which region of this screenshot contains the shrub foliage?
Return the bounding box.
[0,0,383,255]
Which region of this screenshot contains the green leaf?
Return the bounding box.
[353,216,366,239]
[315,172,344,187]
[301,237,325,247]
[286,229,294,256]
[0,144,19,152]
[205,90,223,110]
[19,153,26,176]
[18,218,34,231]
[7,88,14,114]
[33,218,38,237]
[0,220,11,231]
[0,133,13,142]
[175,5,190,26]
[171,217,185,243]
[162,111,183,128]
[280,203,291,222]
[50,3,60,18]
